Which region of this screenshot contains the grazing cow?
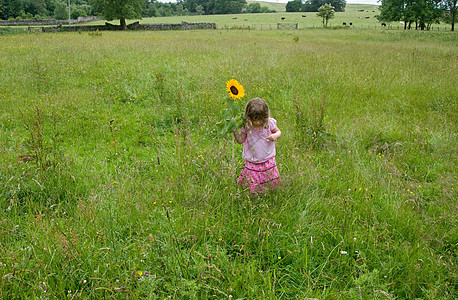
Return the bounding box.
[349,22,352,26]
[302,15,306,17]
[232,17,237,19]
[281,17,285,20]
[381,23,387,27]
[244,19,247,21]
[365,17,370,19]
[343,22,346,26]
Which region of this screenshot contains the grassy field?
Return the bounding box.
[247,1,288,12]
[1,4,454,31]
[0,28,457,299]
[80,4,452,30]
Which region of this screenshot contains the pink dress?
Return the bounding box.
[238,118,282,193]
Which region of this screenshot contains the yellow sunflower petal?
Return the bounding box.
[226,79,245,100]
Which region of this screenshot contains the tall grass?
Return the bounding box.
[0,29,456,298]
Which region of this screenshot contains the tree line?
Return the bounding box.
[286,0,346,12]
[378,0,456,31]
[285,0,456,31]
[0,0,279,21]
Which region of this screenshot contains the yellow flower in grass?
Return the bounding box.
[226,79,245,100]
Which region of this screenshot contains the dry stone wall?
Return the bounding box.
[40,21,216,32]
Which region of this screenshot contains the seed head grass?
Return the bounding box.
[0,29,456,298]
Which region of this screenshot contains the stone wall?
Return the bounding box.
[128,22,216,30]
[40,21,216,32]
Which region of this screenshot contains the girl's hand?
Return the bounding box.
[267,129,281,141]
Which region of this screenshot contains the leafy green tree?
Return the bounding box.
[379,0,442,30]
[53,1,67,19]
[442,0,457,31]
[29,0,48,16]
[0,0,7,19]
[90,0,144,29]
[213,0,246,14]
[317,3,334,27]
[7,0,24,18]
[246,2,261,13]
[303,0,345,12]
[71,5,87,18]
[176,3,187,15]
[44,0,56,14]
[286,0,302,12]
[195,4,204,14]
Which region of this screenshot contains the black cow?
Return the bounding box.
[343,22,346,26]
[381,23,387,27]
[281,17,285,20]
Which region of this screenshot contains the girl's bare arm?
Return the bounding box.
[233,129,247,144]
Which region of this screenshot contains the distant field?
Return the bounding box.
[247,0,288,12]
[79,4,452,30]
[1,4,453,31]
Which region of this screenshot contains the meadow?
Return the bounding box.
[82,4,452,31]
[0,27,456,299]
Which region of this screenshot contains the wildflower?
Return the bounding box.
[138,271,143,276]
[226,79,245,100]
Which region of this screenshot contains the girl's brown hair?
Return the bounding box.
[245,98,270,130]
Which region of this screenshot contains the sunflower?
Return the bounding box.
[226,79,245,100]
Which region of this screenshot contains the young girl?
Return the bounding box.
[233,98,282,193]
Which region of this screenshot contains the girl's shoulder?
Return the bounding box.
[269,117,277,129]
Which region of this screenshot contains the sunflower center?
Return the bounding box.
[230,86,239,95]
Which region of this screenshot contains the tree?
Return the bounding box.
[0,0,7,19]
[317,3,334,27]
[246,2,261,13]
[379,0,443,30]
[7,0,24,19]
[286,0,302,12]
[53,1,67,19]
[213,0,246,14]
[443,0,457,31]
[195,4,204,15]
[90,0,144,30]
[303,0,345,12]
